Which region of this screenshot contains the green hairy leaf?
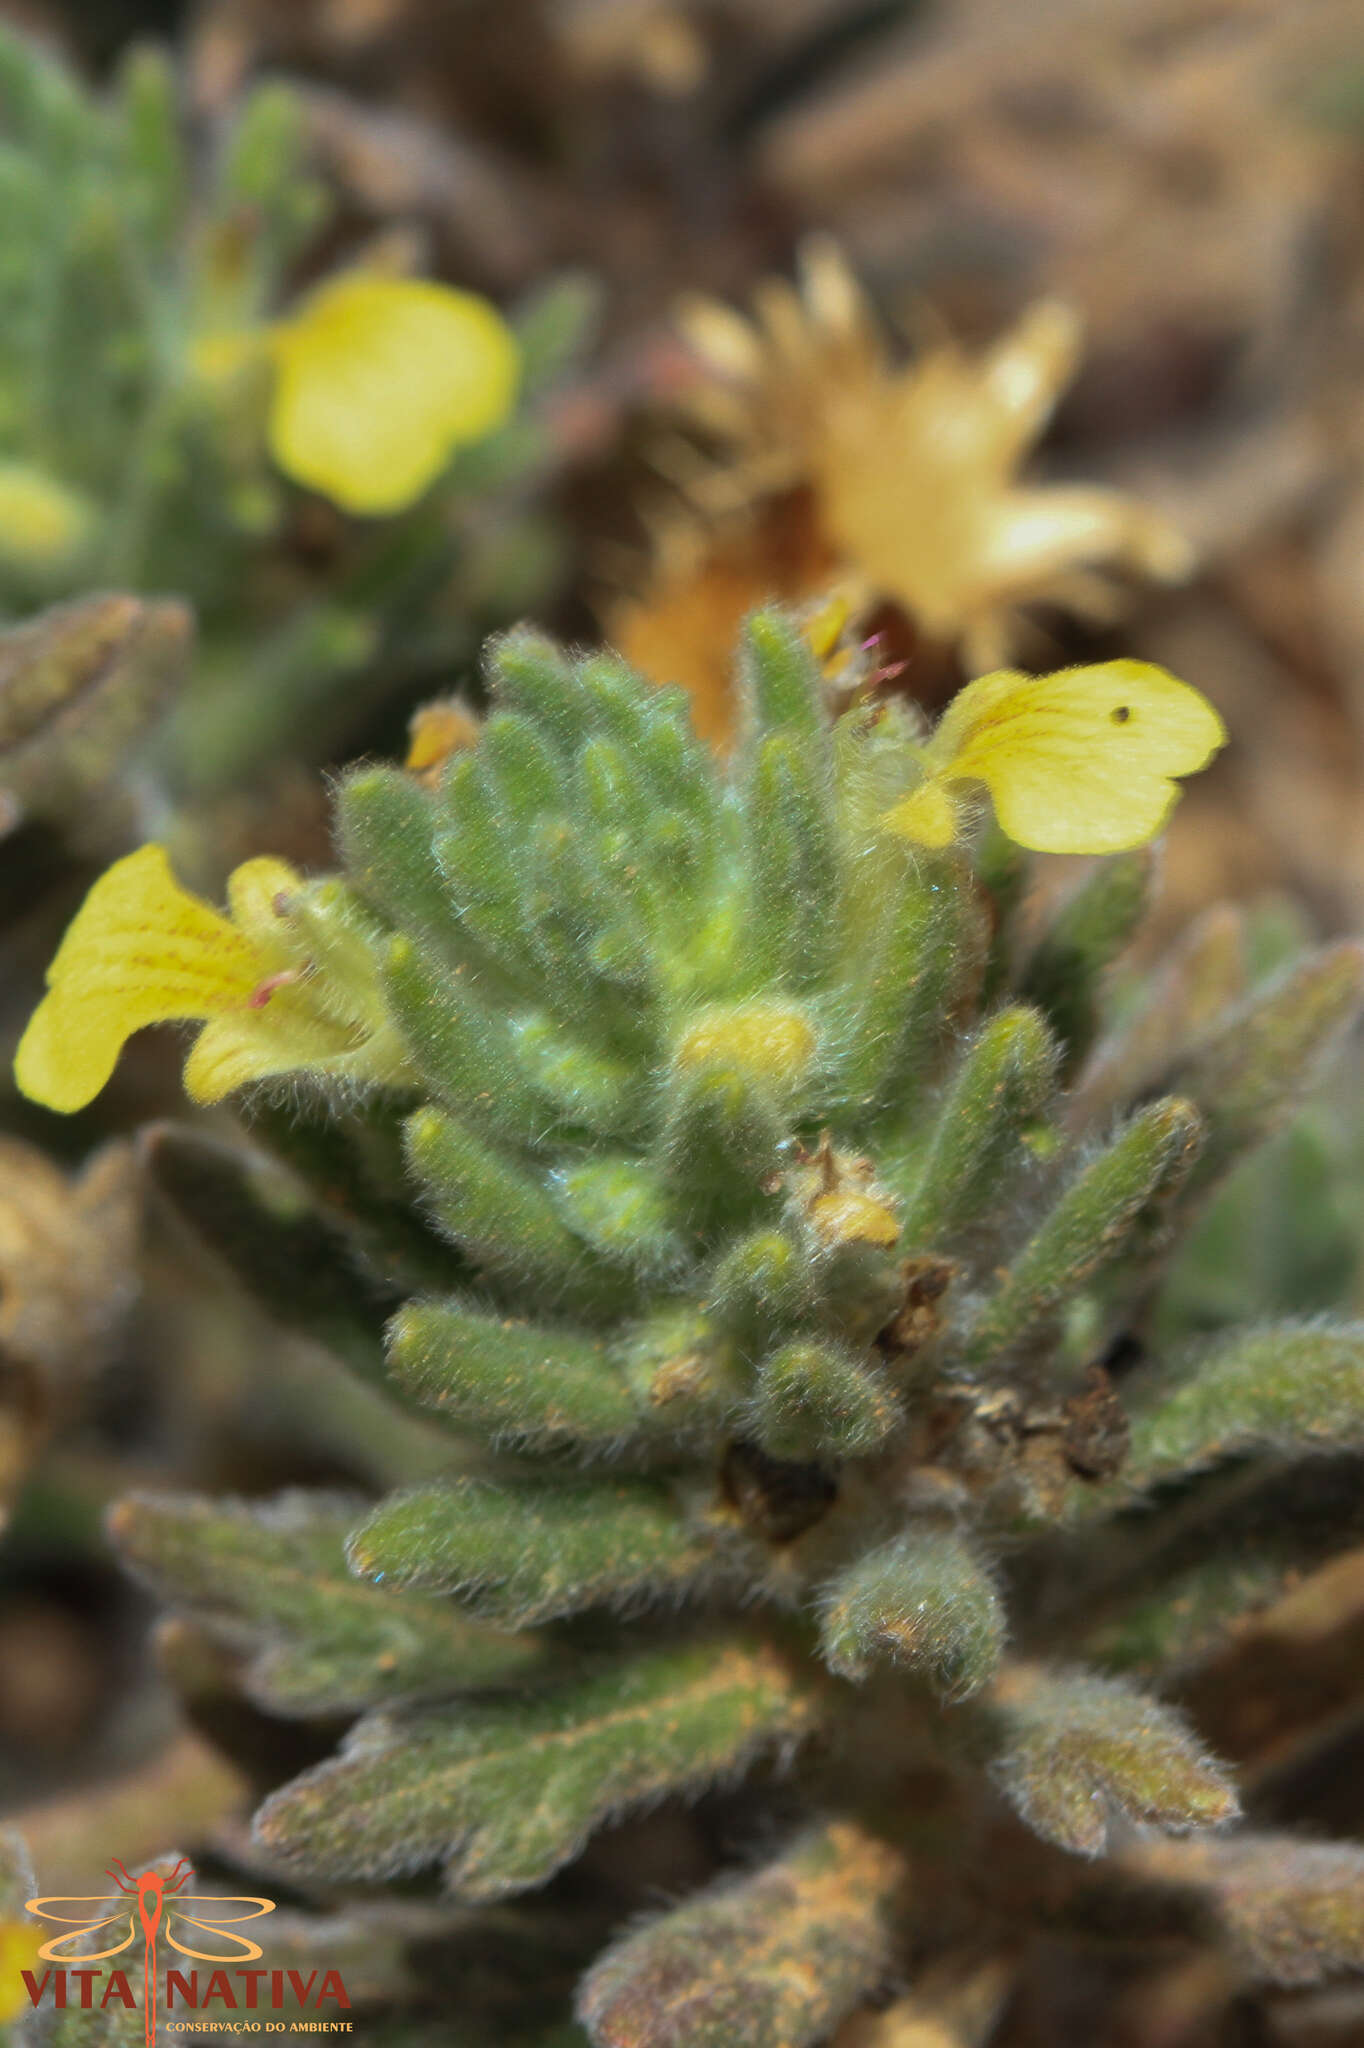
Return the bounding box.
[107,605,1364,2040]
[255,1638,822,1891]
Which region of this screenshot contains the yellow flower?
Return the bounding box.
[612,240,1194,740]
[14,845,406,1114]
[882,660,1226,856]
[266,273,519,515]
[0,1915,46,2023]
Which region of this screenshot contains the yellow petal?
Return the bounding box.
[0,461,94,571]
[881,776,962,850]
[0,1916,46,2023]
[268,273,520,515]
[675,295,764,381]
[13,845,263,1113]
[978,300,1083,462]
[802,590,850,665]
[184,1006,354,1105]
[932,660,1226,856]
[226,854,305,947]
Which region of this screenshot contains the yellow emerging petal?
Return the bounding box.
[674,1002,817,1085]
[14,845,264,1113]
[926,660,1226,856]
[881,776,962,850]
[226,854,305,944]
[810,1188,900,1249]
[268,273,520,515]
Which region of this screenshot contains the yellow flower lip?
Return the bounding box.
[265,271,520,516]
[882,659,1226,857]
[13,845,405,1114]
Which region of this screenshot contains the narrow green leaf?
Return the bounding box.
[488,627,583,755]
[901,1006,1058,1246]
[1081,1550,1306,1678]
[745,732,837,989]
[139,1123,399,1382]
[1068,902,1246,1130]
[577,1819,906,2048]
[571,742,666,985]
[660,1065,785,1235]
[388,1297,644,1450]
[977,817,1030,1006]
[630,687,722,826]
[513,270,602,395]
[404,1106,626,1317]
[255,1639,821,1892]
[384,934,542,1141]
[1165,942,1364,1203]
[511,1013,643,1138]
[707,1229,814,1360]
[109,1491,539,1714]
[966,1099,1203,1365]
[1018,851,1151,1075]
[1123,1834,1364,1987]
[219,77,309,215]
[739,608,826,750]
[834,860,985,1125]
[521,812,619,1004]
[479,708,565,820]
[978,1664,1237,1856]
[348,1475,730,1624]
[1121,1322,1364,1492]
[550,1157,684,1277]
[335,766,457,947]
[436,751,545,982]
[115,44,184,246]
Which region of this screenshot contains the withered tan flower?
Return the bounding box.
[606,241,1194,743]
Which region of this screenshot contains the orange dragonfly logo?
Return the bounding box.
[25,1858,276,2048]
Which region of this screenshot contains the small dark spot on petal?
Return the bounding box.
[1112,705,1132,724]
